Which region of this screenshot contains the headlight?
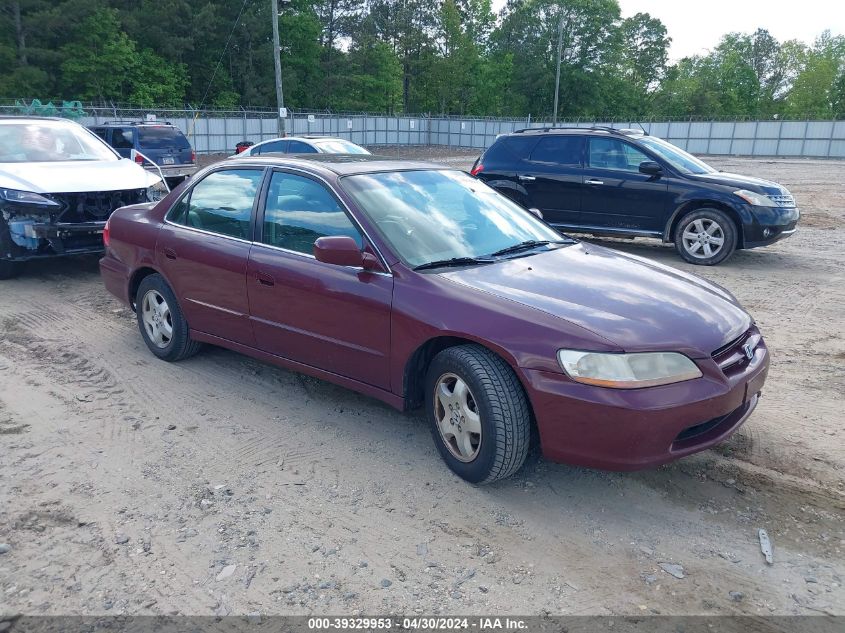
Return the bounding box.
[557,350,702,389]
[733,189,777,207]
[146,180,170,202]
[0,188,60,207]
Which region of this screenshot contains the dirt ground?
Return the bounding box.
[0,151,843,619]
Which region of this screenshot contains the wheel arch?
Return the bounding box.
[401,335,531,413]
[664,201,745,249]
[128,266,162,310]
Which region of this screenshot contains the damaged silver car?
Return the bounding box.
[0,116,167,279]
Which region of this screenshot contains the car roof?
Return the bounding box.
[92,120,180,128]
[0,116,79,124]
[255,136,358,144]
[506,126,645,138]
[221,153,441,176]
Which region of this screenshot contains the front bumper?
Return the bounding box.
[742,205,799,248]
[523,339,769,470]
[4,220,106,260]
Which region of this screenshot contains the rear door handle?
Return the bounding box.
[585,179,604,186]
[518,175,536,182]
[163,247,177,260]
[256,271,275,287]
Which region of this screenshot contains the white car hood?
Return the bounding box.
[0,158,159,194]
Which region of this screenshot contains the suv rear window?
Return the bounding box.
[138,126,191,150]
[482,136,539,164]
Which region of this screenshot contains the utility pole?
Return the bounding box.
[552,13,564,126]
[271,0,286,136]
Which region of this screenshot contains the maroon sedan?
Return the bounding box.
[100,155,769,483]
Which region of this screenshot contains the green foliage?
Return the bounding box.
[0,0,841,118]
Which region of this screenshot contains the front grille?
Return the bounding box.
[50,189,147,223]
[712,326,761,375]
[767,193,795,208]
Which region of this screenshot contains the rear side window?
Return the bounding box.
[529,136,583,166]
[138,126,191,150]
[90,128,107,141]
[482,135,539,165]
[171,169,264,240]
[111,128,134,149]
[262,171,362,254]
[287,140,318,154]
[256,140,288,154]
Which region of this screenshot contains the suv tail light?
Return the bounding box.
[191,150,196,163]
[470,162,484,177]
[134,153,144,165]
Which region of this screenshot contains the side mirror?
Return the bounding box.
[314,236,365,268]
[639,160,663,176]
[528,207,544,220]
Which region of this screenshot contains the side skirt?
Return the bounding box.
[189,330,406,412]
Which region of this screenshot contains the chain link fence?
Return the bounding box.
[3,101,845,158]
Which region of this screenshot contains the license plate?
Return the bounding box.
[161,157,175,165]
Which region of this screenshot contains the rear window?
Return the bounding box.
[482,135,539,165]
[138,126,191,150]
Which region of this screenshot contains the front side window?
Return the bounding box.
[171,169,263,239]
[262,171,362,254]
[340,170,562,268]
[529,136,583,165]
[588,137,649,172]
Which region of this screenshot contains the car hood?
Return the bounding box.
[439,243,752,358]
[0,159,159,193]
[687,171,788,195]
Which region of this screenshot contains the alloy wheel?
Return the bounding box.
[681,218,725,259]
[141,289,174,349]
[434,372,482,462]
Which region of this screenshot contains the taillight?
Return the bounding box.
[134,153,144,165]
[470,163,484,177]
[191,150,196,163]
[103,217,111,248]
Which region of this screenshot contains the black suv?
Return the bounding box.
[89,121,196,186]
[471,127,799,265]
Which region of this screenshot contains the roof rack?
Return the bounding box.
[98,119,174,126]
[514,125,641,136]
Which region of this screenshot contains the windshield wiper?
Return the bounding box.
[490,239,572,258]
[413,256,495,271]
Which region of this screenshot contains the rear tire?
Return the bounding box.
[674,208,737,266]
[0,259,22,280]
[425,344,531,484]
[135,273,202,362]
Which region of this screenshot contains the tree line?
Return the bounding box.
[1,0,843,119]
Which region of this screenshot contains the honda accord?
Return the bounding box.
[100,155,769,483]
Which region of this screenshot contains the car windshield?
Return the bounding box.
[314,139,370,154]
[637,136,715,175]
[340,170,564,268]
[0,120,118,163]
[138,126,191,150]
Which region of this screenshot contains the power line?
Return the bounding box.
[197,0,251,111]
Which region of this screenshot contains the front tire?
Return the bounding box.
[425,344,531,484]
[135,274,202,362]
[674,208,737,265]
[0,219,23,280]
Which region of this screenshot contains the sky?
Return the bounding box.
[491,0,845,61]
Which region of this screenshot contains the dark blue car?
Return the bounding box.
[471,127,799,265]
[89,121,197,186]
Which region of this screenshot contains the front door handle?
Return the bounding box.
[256,271,275,287]
[163,247,177,260]
[585,179,604,186]
[518,174,536,182]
